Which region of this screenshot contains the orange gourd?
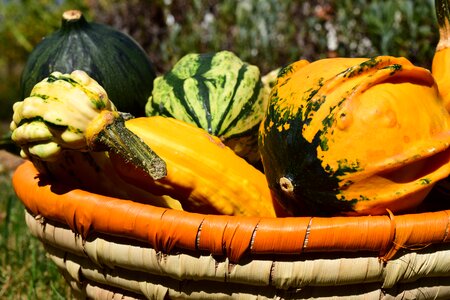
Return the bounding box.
[259,56,450,216]
[432,0,450,110]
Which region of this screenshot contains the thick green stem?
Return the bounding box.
[91,112,167,180]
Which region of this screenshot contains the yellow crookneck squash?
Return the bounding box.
[10,70,277,217]
[259,56,450,216]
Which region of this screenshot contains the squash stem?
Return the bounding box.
[436,0,450,50]
[88,111,167,180]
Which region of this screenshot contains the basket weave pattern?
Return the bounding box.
[13,161,450,299]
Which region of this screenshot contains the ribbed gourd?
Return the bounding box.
[11,70,181,209]
[11,71,277,217]
[20,10,155,117]
[145,50,266,163]
[259,56,450,216]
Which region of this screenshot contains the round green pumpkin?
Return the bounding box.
[20,10,155,117]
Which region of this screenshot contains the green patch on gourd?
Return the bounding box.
[342,57,382,79]
[419,178,432,185]
[277,64,295,79]
[260,88,359,216]
[383,64,403,76]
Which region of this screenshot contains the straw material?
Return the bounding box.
[13,161,450,299]
[26,210,450,299]
[44,247,450,300]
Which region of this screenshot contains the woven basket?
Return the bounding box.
[12,161,450,299]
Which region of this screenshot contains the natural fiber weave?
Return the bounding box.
[26,210,450,299]
[13,161,450,299]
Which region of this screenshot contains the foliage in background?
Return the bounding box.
[89,0,438,72]
[0,0,440,122]
[0,0,442,297]
[334,0,437,66]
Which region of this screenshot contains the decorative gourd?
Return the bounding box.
[11,71,277,217]
[145,50,266,163]
[20,10,155,117]
[432,0,450,111]
[422,0,450,208]
[107,115,276,216]
[12,70,180,209]
[259,56,450,216]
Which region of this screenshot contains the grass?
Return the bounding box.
[0,171,72,299]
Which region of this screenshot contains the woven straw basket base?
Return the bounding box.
[13,161,450,299]
[26,211,450,299]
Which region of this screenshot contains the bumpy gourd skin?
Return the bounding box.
[11,70,277,217]
[11,70,115,161]
[259,56,450,216]
[10,70,181,209]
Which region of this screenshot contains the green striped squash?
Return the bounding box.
[20,10,155,117]
[145,51,266,163]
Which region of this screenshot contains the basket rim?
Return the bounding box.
[25,209,450,291]
[13,161,450,262]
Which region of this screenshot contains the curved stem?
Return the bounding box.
[89,111,167,180]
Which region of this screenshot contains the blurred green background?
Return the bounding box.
[0,0,439,122]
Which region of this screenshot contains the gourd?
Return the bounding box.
[432,0,450,111]
[20,10,155,117]
[259,56,450,217]
[12,70,181,209]
[422,0,450,208]
[11,70,277,217]
[107,115,276,216]
[145,50,266,163]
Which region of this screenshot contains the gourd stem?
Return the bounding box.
[61,10,89,31]
[436,0,450,49]
[91,112,167,180]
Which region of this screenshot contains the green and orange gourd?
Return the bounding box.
[259,56,450,216]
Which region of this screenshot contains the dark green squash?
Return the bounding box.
[20,10,155,117]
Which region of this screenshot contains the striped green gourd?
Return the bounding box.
[145,50,266,163]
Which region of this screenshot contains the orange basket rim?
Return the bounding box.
[12,161,450,262]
